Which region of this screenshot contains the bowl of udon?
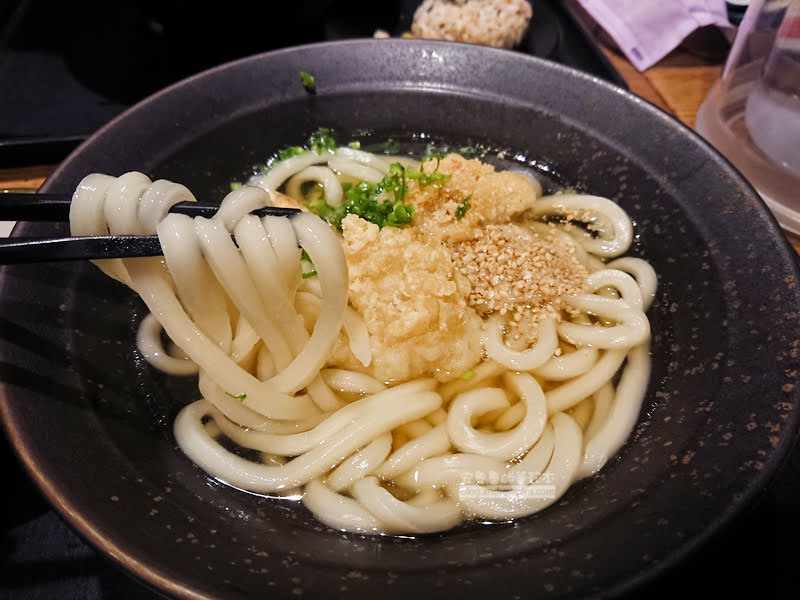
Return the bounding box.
[1,38,799,599]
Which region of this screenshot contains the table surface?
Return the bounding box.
[2,24,799,600]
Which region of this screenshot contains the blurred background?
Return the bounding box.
[0,0,401,164]
[0,0,633,166]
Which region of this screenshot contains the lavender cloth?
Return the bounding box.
[573,0,733,70]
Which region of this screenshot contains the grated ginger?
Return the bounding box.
[331,215,483,383]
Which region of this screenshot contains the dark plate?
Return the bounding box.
[1,39,799,599]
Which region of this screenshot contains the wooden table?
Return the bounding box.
[2,36,799,254]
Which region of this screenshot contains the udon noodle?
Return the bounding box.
[69,136,655,535]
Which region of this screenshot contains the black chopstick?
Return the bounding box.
[0,235,165,263]
[0,191,300,221]
[0,191,302,264]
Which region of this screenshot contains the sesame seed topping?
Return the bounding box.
[450,222,588,337]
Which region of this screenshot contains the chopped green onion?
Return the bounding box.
[277,145,307,161]
[456,144,487,159]
[300,249,317,278]
[226,391,248,401]
[422,150,445,161]
[381,138,400,154]
[422,143,486,160]
[299,70,316,93]
[455,194,471,220]
[407,155,451,189]
[230,181,243,191]
[269,127,338,169]
[307,162,415,231]
[309,127,337,154]
[458,370,476,381]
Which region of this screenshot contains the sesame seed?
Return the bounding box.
[450,223,588,334]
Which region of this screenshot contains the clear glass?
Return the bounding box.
[695,0,800,234]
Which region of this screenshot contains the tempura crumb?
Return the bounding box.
[267,190,306,211]
[335,214,483,382]
[409,153,540,242]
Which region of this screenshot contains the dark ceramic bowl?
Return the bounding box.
[2,39,799,599]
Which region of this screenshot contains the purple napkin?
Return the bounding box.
[572,0,733,70]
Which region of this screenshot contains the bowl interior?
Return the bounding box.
[2,40,799,599]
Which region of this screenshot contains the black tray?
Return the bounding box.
[0,0,625,168]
